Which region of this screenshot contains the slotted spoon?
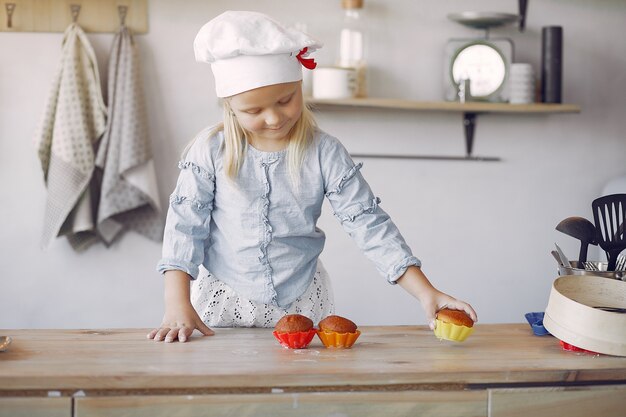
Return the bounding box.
[592,194,626,271]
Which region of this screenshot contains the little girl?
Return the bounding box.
[148,11,477,343]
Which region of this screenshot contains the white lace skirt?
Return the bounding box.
[191,260,335,328]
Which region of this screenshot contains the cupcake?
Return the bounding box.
[316,315,361,348]
[272,314,317,349]
[433,308,474,342]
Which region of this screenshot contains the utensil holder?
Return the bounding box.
[558,260,626,281]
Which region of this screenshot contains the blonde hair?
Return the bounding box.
[182,92,317,187]
[220,97,317,187]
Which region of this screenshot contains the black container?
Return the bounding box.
[541,26,563,103]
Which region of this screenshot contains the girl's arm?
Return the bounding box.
[147,270,214,343]
[396,266,478,329]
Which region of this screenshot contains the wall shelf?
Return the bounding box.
[306,97,580,114]
[306,97,581,161]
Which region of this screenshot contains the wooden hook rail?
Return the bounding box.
[1,0,147,33]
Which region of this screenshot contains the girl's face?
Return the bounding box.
[228,81,303,148]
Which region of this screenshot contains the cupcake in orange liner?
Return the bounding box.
[433,308,474,342]
[273,314,317,349]
[317,315,361,348]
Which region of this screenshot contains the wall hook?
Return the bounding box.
[70,4,81,23]
[5,3,15,28]
[118,5,127,26]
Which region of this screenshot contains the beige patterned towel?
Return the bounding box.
[95,25,163,245]
[34,23,107,250]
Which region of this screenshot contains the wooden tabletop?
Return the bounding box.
[1,325,625,394]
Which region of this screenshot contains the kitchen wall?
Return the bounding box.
[1,0,625,329]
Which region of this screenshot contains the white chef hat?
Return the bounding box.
[194,11,323,98]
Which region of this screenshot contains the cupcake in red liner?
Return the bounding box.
[317,315,360,348]
[273,314,316,349]
[559,339,599,355]
[273,329,317,349]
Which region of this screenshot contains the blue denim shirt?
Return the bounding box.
[157,126,421,307]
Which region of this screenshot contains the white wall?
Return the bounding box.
[1,0,625,329]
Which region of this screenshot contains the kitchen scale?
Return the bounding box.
[444,12,519,103]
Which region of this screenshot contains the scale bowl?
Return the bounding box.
[447,12,519,29]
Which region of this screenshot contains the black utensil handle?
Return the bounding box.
[608,252,619,271]
[578,242,589,264]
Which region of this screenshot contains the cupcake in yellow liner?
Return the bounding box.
[317,315,361,348]
[433,308,475,342]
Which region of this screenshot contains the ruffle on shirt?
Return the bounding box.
[169,194,213,212]
[178,160,215,181]
[258,160,279,304]
[325,162,363,196]
[333,197,382,223]
[170,160,215,212]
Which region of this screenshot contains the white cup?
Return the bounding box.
[312,67,357,99]
[509,63,536,104]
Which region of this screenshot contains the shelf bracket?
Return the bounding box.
[350,153,500,161]
[349,111,500,162]
[463,112,477,157]
[519,0,528,32]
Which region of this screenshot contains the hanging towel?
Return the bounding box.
[95,25,163,245]
[34,23,107,250]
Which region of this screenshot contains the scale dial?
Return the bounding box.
[450,41,507,99]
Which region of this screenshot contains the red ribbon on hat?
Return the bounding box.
[296,47,317,70]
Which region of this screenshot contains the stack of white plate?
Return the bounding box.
[509,63,535,104]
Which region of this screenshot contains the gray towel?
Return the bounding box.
[95,25,163,245]
[34,23,107,251]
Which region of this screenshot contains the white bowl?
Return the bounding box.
[543,275,626,356]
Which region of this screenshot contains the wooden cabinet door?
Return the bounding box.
[0,397,71,417]
[489,385,626,417]
[76,391,487,417]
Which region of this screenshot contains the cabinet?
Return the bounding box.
[75,391,487,417]
[0,397,71,417]
[306,98,581,161]
[489,385,626,417]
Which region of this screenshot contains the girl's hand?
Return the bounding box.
[396,266,478,330]
[419,290,477,331]
[147,303,214,343]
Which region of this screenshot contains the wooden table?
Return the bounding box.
[1,325,625,417]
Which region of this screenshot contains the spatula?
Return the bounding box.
[555,216,597,265]
[592,194,626,271]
